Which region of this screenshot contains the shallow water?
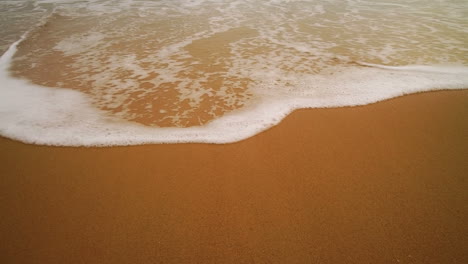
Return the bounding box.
[0,0,467,145]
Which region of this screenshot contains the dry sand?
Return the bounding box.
[1,90,467,263]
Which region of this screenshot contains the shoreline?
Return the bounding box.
[1,89,467,263]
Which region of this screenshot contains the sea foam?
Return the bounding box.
[0,36,467,146]
[1,0,468,146]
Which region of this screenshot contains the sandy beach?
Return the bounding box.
[1,90,467,263]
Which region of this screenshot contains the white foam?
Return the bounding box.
[54,32,105,56]
[1,36,467,146]
[357,62,468,74]
[1,0,468,146]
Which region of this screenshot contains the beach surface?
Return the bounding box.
[1,90,467,263]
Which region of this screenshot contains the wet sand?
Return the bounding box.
[1,90,467,264]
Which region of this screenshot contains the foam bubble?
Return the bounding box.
[1,0,467,146]
[1,35,467,146]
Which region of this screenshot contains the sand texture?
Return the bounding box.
[1,90,467,263]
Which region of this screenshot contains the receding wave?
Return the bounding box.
[0,0,467,146]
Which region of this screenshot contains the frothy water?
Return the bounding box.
[1,0,467,146]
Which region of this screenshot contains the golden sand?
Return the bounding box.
[1,90,467,263]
